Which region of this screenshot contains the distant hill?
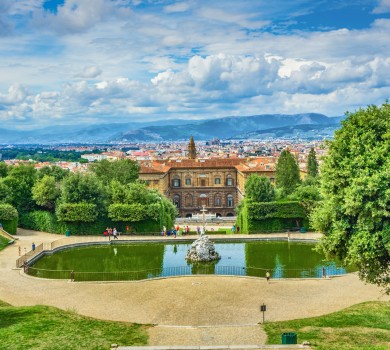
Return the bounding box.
[114,113,342,141]
[0,114,342,144]
[231,123,339,140]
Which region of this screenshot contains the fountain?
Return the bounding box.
[185,234,221,262]
[185,204,221,263]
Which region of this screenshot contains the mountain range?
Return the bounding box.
[1,113,342,144]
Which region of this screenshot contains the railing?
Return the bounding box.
[24,264,348,282]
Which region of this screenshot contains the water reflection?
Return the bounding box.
[31,240,353,280]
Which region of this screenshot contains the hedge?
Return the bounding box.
[0,204,18,235]
[20,211,67,234]
[56,203,98,223]
[237,200,310,233]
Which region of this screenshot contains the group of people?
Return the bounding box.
[103,227,118,240]
[161,225,191,237]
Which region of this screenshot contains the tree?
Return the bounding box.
[245,174,275,202]
[275,149,301,196]
[0,163,8,178]
[311,103,390,293]
[3,164,37,213]
[90,159,139,185]
[307,147,319,178]
[37,165,69,182]
[59,173,107,214]
[32,175,61,211]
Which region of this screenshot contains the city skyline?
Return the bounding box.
[1,0,390,129]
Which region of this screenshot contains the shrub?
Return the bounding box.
[0,204,18,235]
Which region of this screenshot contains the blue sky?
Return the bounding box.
[0,0,390,129]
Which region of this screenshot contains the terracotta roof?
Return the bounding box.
[139,157,276,174]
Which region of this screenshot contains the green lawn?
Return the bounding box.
[0,235,10,251]
[0,301,148,350]
[264,301,390,350]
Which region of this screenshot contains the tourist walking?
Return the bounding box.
[266,271,270,283]
[113,227,118,239]
[32,242,36,251]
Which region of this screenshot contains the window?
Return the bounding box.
[201,179,206,186]
[173,195,180,208]
[215,197,221,206]
[226,178,233,186]
[173,179,180,187]
[227,194,233,207]
[185,195,193,207]
[185,178,191,185]
[214,178,221,185]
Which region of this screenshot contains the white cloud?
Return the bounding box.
[164,2,192,13]
[31,0,132,34]
[76,66,102,79]
[373,0,390,14]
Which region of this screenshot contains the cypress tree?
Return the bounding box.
[275,149,301,196]
[307,147,319,178]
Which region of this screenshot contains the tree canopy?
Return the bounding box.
[307,147,319,178]
[275,149,301,196]
[311,103,390,293]
[90,159,139,185]
[245,174,275,202]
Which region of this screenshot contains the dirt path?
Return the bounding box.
[0,229,388,346]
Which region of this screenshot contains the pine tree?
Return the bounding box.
[275,149,301,196]
[307,147,319,178]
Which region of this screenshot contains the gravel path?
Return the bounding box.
[0,229,388,346]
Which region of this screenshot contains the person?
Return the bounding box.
[196,226,200,235]
[173,227,177,238]
[113,227,118,239]
[0,223,3,229]
[231,224,236,233]
[237,226,240,233]
[322,267,327,278]
[163,226,167,236]
[103,229,108,236]
[32,242,36,251]
[266,271,270,283]
[186,226,189,235]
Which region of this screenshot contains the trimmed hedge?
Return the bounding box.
[237,200,310,233]
[0,204,18,235]
[20,211,67,234]
[56,203,98,222]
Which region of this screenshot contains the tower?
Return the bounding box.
[188,136,197,159]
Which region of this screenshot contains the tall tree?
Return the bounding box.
[275,149,301,196]
[32,175,61,211]
[311,103,390,293]
[245,174,275,202]
[90,159,139,185]
[3,164,37,213]
[307,147,319,178]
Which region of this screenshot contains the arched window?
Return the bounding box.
[185,194,193,207]
[227,194,233,207]
[214,177,221,185]
[215,196,221,206]
[173,195,180,208]
[172,176,180,187]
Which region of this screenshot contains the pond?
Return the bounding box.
[28,240,355,281]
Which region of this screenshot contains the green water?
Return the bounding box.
[29,240,354,280]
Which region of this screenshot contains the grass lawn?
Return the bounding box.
[263,301,390,350]
[0,300,149,350]
[0,235,10,251]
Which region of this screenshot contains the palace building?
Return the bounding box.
[139,138,277,218]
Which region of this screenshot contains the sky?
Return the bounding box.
[0,0,390,129]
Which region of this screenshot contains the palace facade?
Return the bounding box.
[139,139,277,217]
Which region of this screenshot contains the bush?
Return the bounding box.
[0,204,18,235]
[20,210,66,234]
[237,200,309,233]
[56,203,98,222]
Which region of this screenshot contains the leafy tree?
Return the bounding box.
[3,164,37,213]
[32,175,61,211]
[59,173,107,213]
[311,103,390,293]
[275,149,301,196]
[245,174,275,202]
[37,166,69,182]
[90,159,139,185]
[307,147,319,178]
[0,163,7,178]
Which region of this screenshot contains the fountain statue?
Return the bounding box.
[185,234,221,262]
